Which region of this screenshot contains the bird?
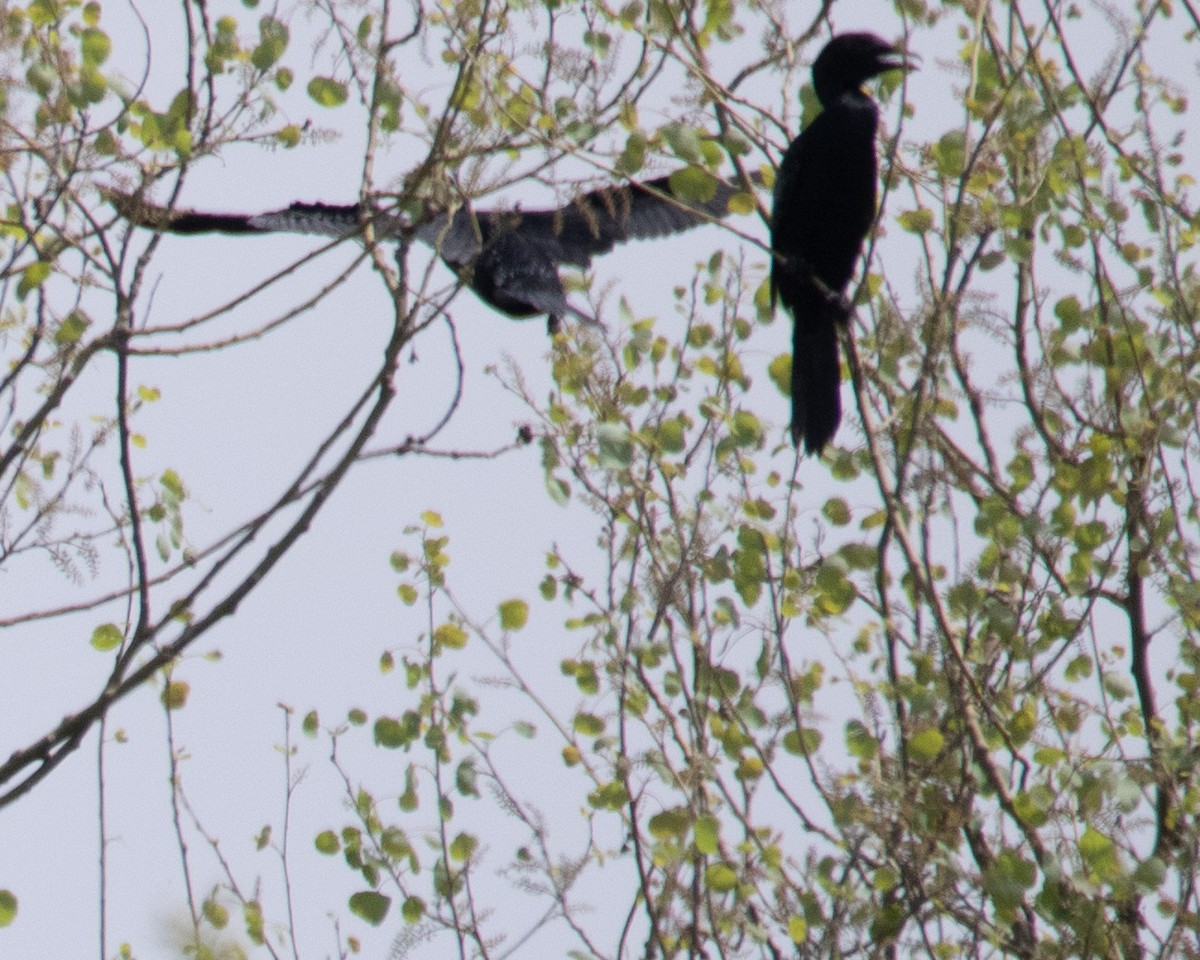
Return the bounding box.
[110,171,754,333]
[771,32,914,455]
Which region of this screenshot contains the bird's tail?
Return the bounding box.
[790,287,845,455]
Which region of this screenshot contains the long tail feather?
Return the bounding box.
[789,287,844,455]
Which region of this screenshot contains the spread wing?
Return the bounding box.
[500,174,750,268]
[108,168,755,270]
[107,192,400,239]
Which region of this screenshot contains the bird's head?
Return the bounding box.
[811,33,916,105]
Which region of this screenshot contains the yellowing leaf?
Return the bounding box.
[90,623,124,652]
[307,77,348,107]
[705,863,738,893]
[434,623,467,650]
[498,599,528,630]
[909,728,945,760]
[161,680,189,710]
[0,890,17,927]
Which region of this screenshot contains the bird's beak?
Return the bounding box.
[882,47,919,73]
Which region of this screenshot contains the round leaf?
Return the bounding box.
[498,599,528,630]
[0,890,16,927]
[348,891,391,926]
[307,77,348,107]
[90,623,124,651]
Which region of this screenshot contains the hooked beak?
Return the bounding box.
[882,46,920,73]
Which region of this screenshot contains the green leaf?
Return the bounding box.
[399,768,419,810]
[401,895,425,923]
[243,900,264,944]
[315,830,340,854]
[814,560,855,615]
[573,712,605,736]
[932,130,965,176]
[307,77,349,107]
[1133,857,1165,891]
[897,208,934,233]
[705,862,738,893]
[202,898,229,929]
[1079,828,1120,880]
[1102,671,1133,700]
[787,916,807,943]
[449,832,478,861]
[908,728,944,760]
[782,727,822,754]
[727,191,756,215]
[160,468,186,500]
[767,353,790,397]
[90,623,124,652]
[498,599,528,630]
[455,759,478,797]
[587,780,630,810]
[838,542,878,570]
[731,410,763,447]
[822,497,851,526]
[616,131,647,176]
[693,814,720,855]
[17,261,51,300]
[276,123,302,147]
[81,27,111,66]
[870,902,905,941]
[596,422,633,469]
[357,15,375,46]
[0,890,16,927]
[648,807,689,840]
[251,16,289,70]
[655,417,685,453]
[348,891,391,926]
[845,720,878,760]
[982,849,1036,913]
[374,714,418,748]
[662,122,704,163]
[667,166,717,203]
[397,583,418,605]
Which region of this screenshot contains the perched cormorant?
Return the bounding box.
[112,172,752,332]
[771,33,913,454]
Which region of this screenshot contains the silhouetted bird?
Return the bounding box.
[771,33,913,454]
[112,172,752,332]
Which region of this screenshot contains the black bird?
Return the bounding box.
[112,172,751,332]
[771,33,913,454]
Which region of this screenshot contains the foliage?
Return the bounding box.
[2,1,1199,959]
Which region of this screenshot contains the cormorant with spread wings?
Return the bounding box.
[113,171,753,332]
